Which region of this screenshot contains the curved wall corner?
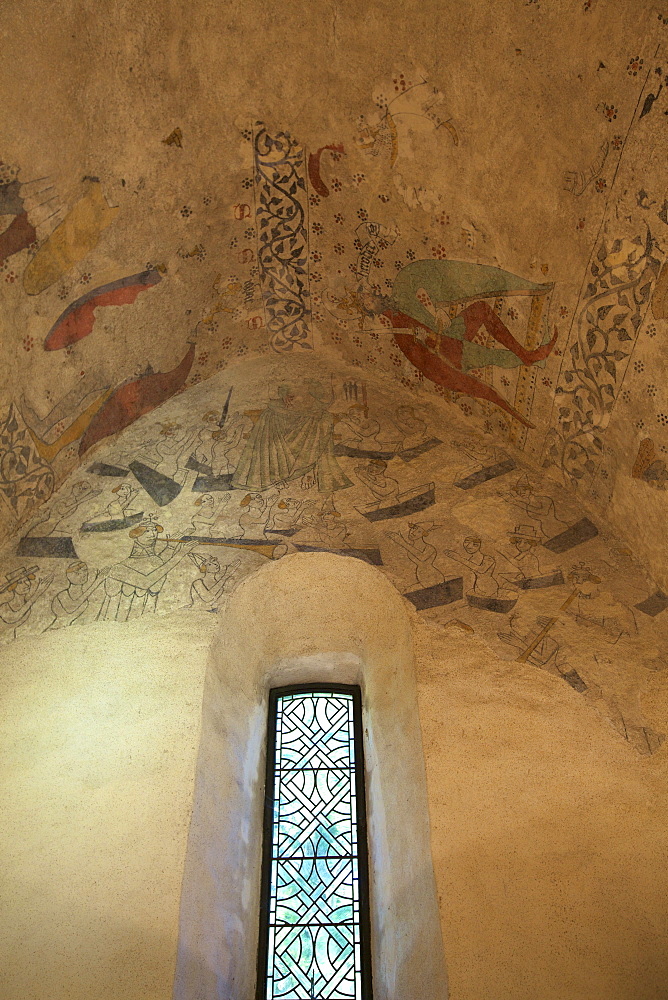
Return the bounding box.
[173,551,448,1000]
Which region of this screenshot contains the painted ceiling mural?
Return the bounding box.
[1,2,668,749]
[0,354,667,759]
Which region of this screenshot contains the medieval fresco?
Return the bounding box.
[0,2,667,761]
[0,353,665,758]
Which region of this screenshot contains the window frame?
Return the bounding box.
[255,683,374,1000]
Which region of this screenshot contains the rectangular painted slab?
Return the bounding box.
[405,576,464,610]
[398,437,443,462]
[17,536,78,558]
[454,458,516,490]
[542,517,598,553]
[635,591,668,617]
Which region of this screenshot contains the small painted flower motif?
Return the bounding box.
[330,151,342,162]
[385,278,394,288]
[198,352,209,365]
[352,173,366,185]
[4,270,17,283]
[348,263,358,274]
[331,178,342,192]
[221,337,232,349]
[80,273,91,285]
[559,306,568,317]
[334,213,344,225]
[436,211,450,226]
[595,177,607,192]
[431,244,447,259]
[603,104,618,121]
[237,344,249,356]
[311,250,322,262]
[312,222,324,235]
[311,271,323,282]
[22,335,34,352]
[309,194,320,207]
[658,413,668,426]
[353,238,363,250]
[621,389,631,403]
[634,359,645,373]
[542,377,552,387]
[627,56,644,76]
[647,324,657,337]
[612,135,623,150]
[636,419,645,429]
[378,193,390,203]
[406,248,416,260]
[372,258,384,268]
[648,384,657,396]
[203,195,212,205]
[229,237,239,248]
[352,335,363,347]
[501,376,510,387]
[357,208,368,220]
[507,306,518,321]
[333,243,345,255]
[180,205,193,218]
[244,228,255,239]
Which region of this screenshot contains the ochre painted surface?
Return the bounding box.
[1,2,668,998]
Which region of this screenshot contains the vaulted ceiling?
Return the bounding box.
[1,0,667,591]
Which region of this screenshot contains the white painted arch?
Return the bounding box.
[173,551,448,1000]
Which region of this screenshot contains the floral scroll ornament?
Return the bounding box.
[0,404,54,524]
[543,230,664,485]
[253,124,312,352]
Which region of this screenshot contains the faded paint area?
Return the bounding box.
[1,2,668,999]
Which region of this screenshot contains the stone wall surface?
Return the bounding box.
[1,1,668,998]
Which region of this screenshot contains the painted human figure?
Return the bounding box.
[501,474,568,539]
[211,412,253,474]
[391,405,428,451]
[444,536,500,597]
[232,382,352,493]
[25,481,101,537]
[45,561,105,629]
[302,510,350,549]
[354,459,399,507]
[388,522,444,589]
[97,517,197,621]
[238,493,270,539]
[336,404,381,449]
[362,258,558,427]
[189,493,223,536]
[0,565,53,638]
[187,554,239,609]
[502,525,544,583]
[89,483,140,524]
[565,563,637,644]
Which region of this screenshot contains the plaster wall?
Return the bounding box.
[0,610,215,1000]
[1,565,667,1000]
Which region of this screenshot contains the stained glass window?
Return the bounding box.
[256,685,373,1000]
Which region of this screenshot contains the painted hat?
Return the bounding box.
[509,524,540,542]
[0,565,38,593]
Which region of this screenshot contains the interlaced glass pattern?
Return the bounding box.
[258,688,371,1000]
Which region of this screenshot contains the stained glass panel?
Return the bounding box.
[257,686,372,1000]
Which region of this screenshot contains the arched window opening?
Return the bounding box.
[257,685,373,1000]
